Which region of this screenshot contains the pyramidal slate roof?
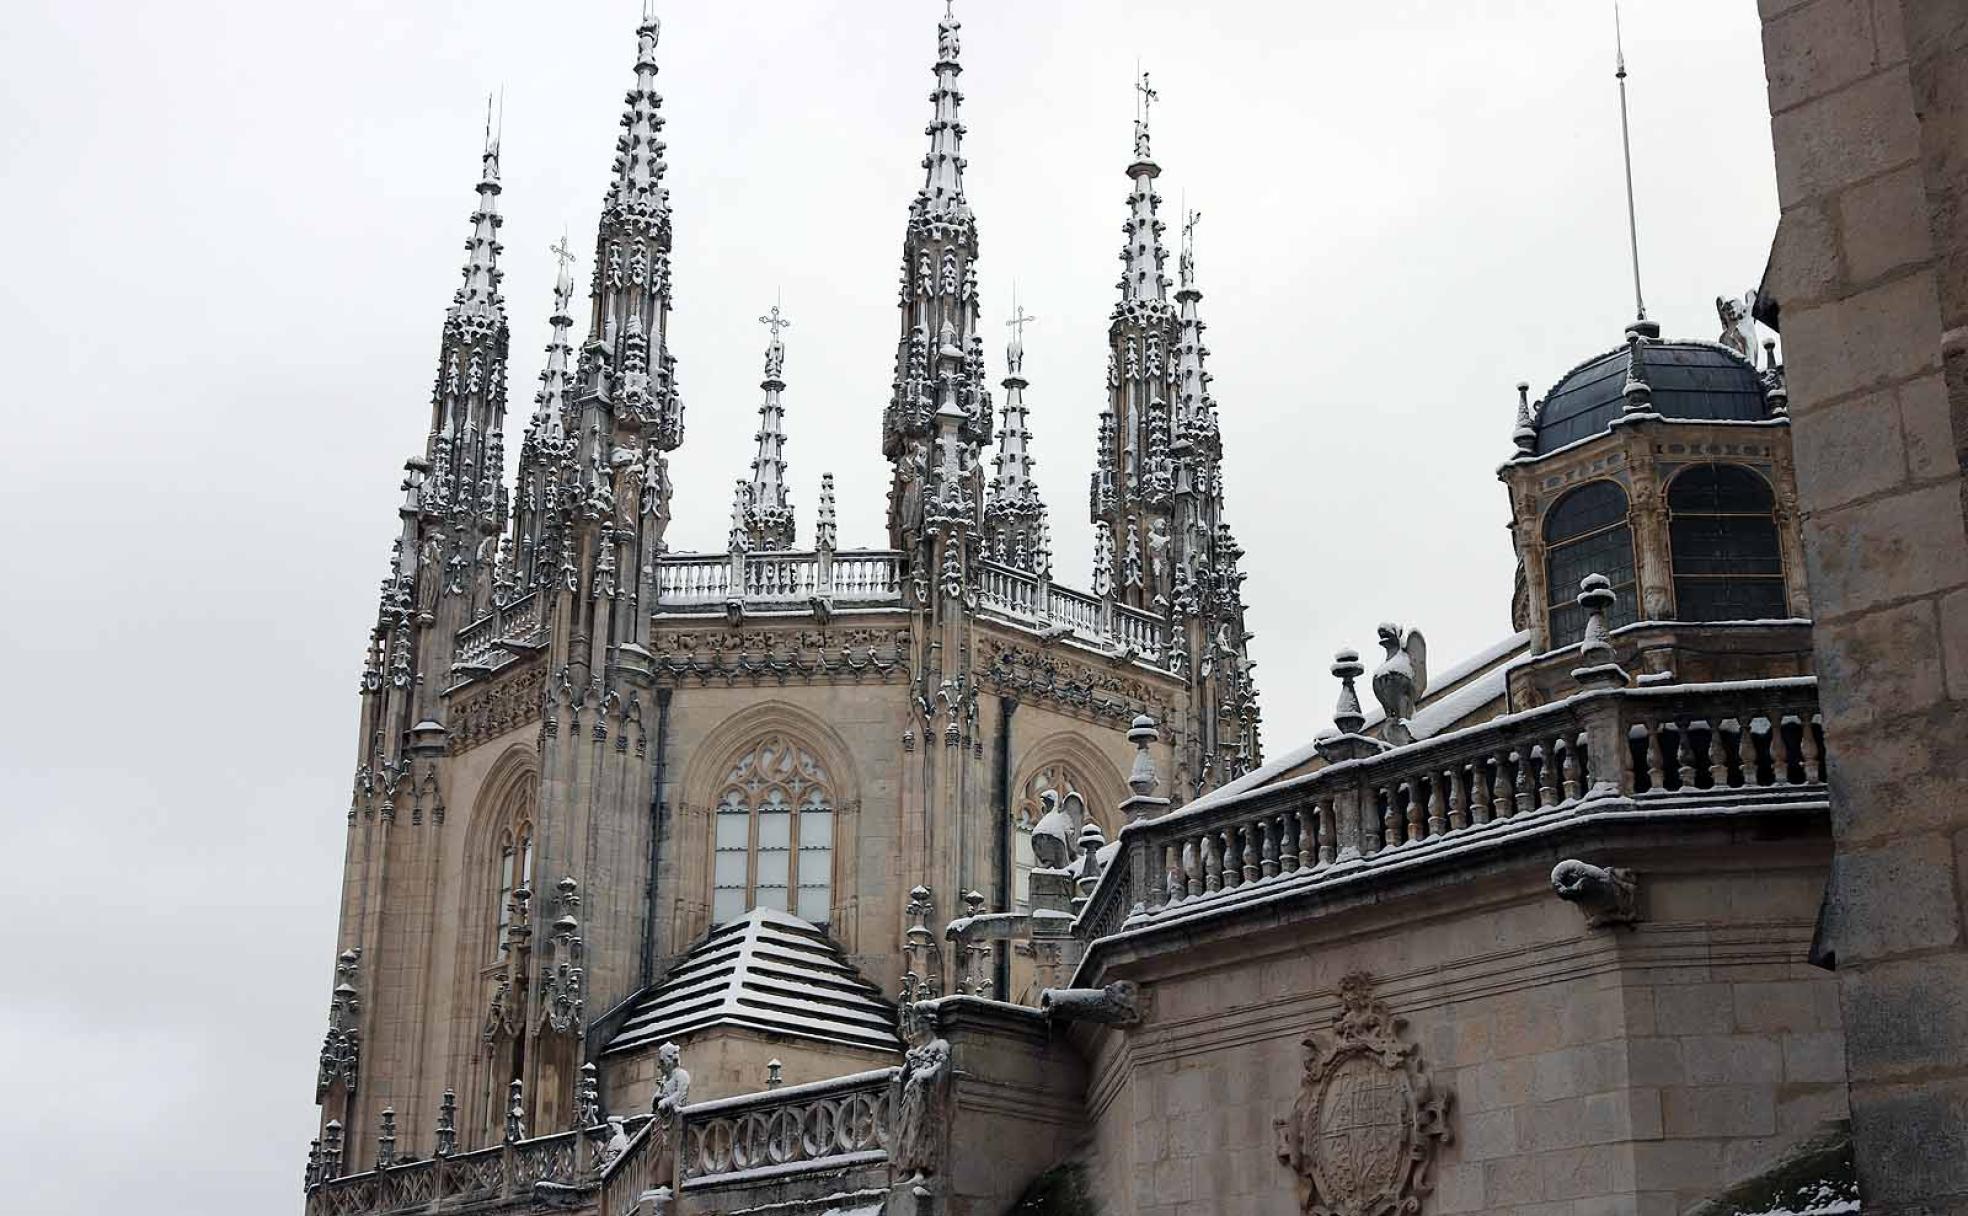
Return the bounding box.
[604,907,902,1057]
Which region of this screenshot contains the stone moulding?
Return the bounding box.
[1276,972,1452,1216]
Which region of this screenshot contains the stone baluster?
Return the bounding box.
[1315,801,1336,865]
[1201,834,1220,894]
[1675,722,1698,788]
[1445,769,1466,831]
[1184,837,1202,898]
[1401,782,1422,843]
[1642,725,1666,791]
[1559,739,1581,801]
[1803,713,1825,782]
[1379,787,1399,849]
[1490,755,1512,821]
[1779,714,1805,785]
[1510,750,1531,815]
[1260,818,1279,878]
[1243,823,1261,884]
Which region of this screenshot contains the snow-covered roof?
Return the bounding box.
[604,908,901,1057]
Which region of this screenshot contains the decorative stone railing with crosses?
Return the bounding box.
[1074,674,1829,947]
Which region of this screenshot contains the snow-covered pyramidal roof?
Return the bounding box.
[605,907,901,1057]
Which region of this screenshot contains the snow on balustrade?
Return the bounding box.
[452,589,543,679]
[655,551,903,610]
[1074,677,1829,944]
[306,1124,618,1216]
[679,1067,897,1186]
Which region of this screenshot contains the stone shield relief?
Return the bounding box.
[1276,973,1452,1216]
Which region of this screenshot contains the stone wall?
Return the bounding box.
[1758,0,1968,1209]
[1080,819,1840,1216]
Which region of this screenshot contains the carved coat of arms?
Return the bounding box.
[1276,973,1452,1216]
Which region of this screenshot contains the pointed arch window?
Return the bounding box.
[1010,764,1107,912]
[494,823,533,955]
[712,736,834,929]
[1544,481,1638,648]
[1668,464,1787,621]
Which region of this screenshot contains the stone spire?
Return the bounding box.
[580,6,684,452]
[816,472,838,552]
[1120,71,1169,304]
[883,0,992,550]
[985,300,1048,572]
[744,303,796,549]
[514,235,579,589]
[1091,75,1177,614]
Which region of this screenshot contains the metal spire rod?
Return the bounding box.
[1614,1,1646,322]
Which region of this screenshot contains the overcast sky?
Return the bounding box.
[0,1,1776,1208]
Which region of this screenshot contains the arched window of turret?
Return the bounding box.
[1544,481,1638,647]
[1668,464,1787,622]
[711,735,835,930]
[494,822,533,954]
[1010,763,1113,912]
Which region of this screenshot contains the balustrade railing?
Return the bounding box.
[655,550,903,610]
[974,560,1165,662]
[452,589,544,680]
[307,1123,625,1216]
[680,1067,896,1187]
[1079,677,1828,942]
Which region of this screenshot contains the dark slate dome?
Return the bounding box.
[1532,334,1772,455]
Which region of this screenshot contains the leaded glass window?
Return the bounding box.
[710,735,834,930]
[1544,481,1638,647]
[494,823,533,956]
[1668,464,1786,622]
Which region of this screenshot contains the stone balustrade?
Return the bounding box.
[1078,677,1828,943]
[679,1067,897,1186]
[977,560,1165,662]
[452,589,544,680]
[654,550,903,610]
[306,1119,628,1216]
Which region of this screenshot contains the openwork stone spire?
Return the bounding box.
[883,0,992,549]
[985,301,1049,574]
[513,236,579,589]
[744,303,795,549]
[1120,71,1169,304]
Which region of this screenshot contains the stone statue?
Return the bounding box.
[1029,790,1074,870]
[1148,517,1171,586]
[1370,623,1428,746]
[651,1041,691,1121]
[599,1117,630,1169]
[891,1028,952,1182]
[1716,291,1757,362]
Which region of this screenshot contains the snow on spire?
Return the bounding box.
[529,233,578,446]
[744,302,796,549]
[1172,209,1215,436]
[449,95,506,337]
[985,298,1048,572]
[920,0,969,217]
[608,10,669,221]
[1119,70,1168,304]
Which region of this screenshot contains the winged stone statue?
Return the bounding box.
[1371,623,1428,746]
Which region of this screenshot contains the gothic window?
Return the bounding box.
[1544,481,1638,648]
[1011,764,1103,912]
[711,735,835,930]
[494,823,533,955]
[1668,464,1787,622]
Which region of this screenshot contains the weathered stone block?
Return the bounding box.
[1764,0,1888,112]
[1778,1082,1851,1132]
[1770,67,1923,206]
[1539,1144,1624,1201]
[1803,482,1968,620]
[1785,273,1944,408]
[1942,586,1968,702]
[1526,1097,1591,1153]
[1653,985,1735,1036]
[1735,979,1841,1033]
[1682,1034,1785,1085]
[1662,1085,1778,1138]
[1842,953,1968,1080]
[1767,201,1844,305]
[1790,387,1909,508]
[1781,1030,1849,1082]
[1631,1138,1722,1192]
[1840,165,1934,281]
[1836,835,1962,958]
[1850,1078,1968,1207]
[1626,1037,1686,1087]
[1460,1107,1520,1162]
[1486,1154,1546,1206]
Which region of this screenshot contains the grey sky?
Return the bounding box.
[0,1,1775,1208]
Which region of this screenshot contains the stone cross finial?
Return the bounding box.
[1136,69,1159,127]
[759,300,792,342]
[1331,649,1366,735]
[435,1089,457,1157]
[377,1107,397,1168]
[549,233,576,273]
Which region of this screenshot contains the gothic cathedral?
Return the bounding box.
[316,4,1260,1173]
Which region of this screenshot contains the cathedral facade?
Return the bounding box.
[317,2,1258,1178]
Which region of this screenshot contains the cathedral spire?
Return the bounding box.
[1119,70,1168,304]
[1172,209,1216,441]
[743,302,796,549]
[985,299,1048,572]
[921,0,969,217]
[513,234,579,589]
